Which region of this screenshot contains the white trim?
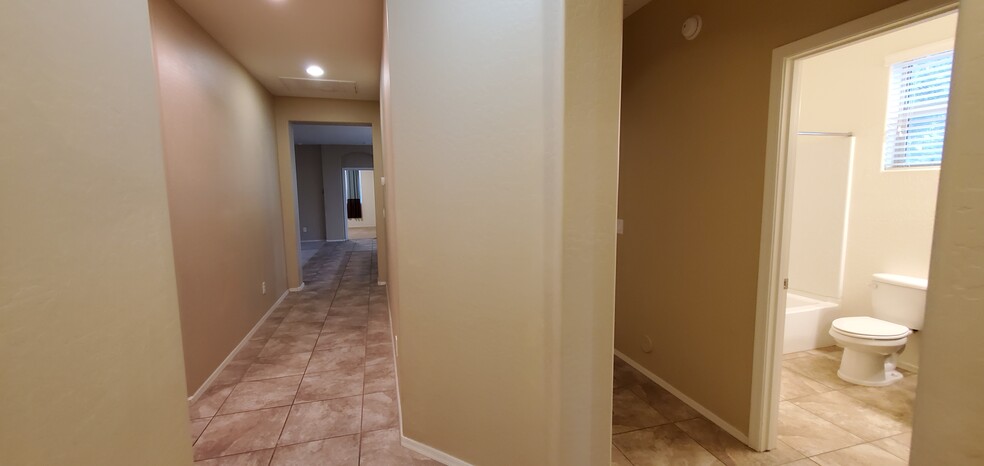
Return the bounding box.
[187,289,290,404]
[898,360,920,372]
[750,0,958,452]
[289,282,306,292]
[300,239,326,243]
[377,281,387,286]
[614,350,749,444]
[401,435,473,466]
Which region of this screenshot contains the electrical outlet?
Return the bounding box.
[617,219,624,234]
[261,281,267,295]
[302,226,308,233]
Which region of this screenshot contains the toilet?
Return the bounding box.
[828,273,927,386]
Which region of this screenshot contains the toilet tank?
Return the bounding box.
[871,273,928,330]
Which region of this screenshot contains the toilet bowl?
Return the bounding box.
[828,273,926,387]
[829,316,910,386]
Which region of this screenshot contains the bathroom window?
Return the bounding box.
[882,50,953,170]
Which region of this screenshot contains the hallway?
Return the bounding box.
[187,240,436,465]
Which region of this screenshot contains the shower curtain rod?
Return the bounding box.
[797,131,854,137]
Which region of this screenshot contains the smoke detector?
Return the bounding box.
[682,15,702,40]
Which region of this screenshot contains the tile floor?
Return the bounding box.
[348,227,377,240]
[187,239,440,465]
[612,347,916,465]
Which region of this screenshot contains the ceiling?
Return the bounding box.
[291,124,372,145]
[623,0,653,18]
[173,0,384,100]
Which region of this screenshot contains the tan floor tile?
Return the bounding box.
[364,360,396,394]
[193,407,289,460]
[233,339,267,362]
[783,351,811,360]
[793,391,909,441]
[273,321,324,337]
[811,443,906,466]
[613,424,722,466]
[279,396,362,446]
[243,352,312,381]
[194,449,274,465]
[366,328,391,345]
[251,318,284,341]
[611,444,633,466]
[782,460,819,466]
[213,360,253,386]
[677,418,804,465]
[282,307,329,324]
[362,390,399,432]
[629,381,700,422]
[365,343,393,366]
[870,432,911,462]
[782,356,851,390]
[296,367,364,403]
[217,376,302,415]
[780,369,833,401]
[359,428,443,465]
[190,384,235,419]
[308,346,366,373]
[190,418,210,444]
[613,357,645,388]
[612,386,669,434]
[839,376,916,426]
[316,329,367,351]
[332,293,369,307]
[324,315,369,332]
[270,434,360,466]
[777,402,862,457]
[259,333,319,358]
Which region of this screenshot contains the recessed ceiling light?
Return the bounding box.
[306,65,325,78]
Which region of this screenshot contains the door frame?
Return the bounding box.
[748,0,958,451]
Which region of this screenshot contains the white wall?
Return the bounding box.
[347,170,377,228]
[793,13,957,367]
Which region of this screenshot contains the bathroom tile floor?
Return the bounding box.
[613,347,916,465]
[187,239,440,465]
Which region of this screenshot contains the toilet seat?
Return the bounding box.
[831,316,910,340]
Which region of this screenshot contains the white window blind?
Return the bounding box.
[882,50,953,170]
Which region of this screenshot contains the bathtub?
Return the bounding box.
[783,292,841,354]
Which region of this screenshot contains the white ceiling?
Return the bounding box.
[173,0,383,100]
[291,124,372,145]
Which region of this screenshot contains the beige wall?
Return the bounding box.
[149,0,287,394]
[295,145,326,241]
[384,1,621,464]
[793,14,956,368]
[0,0,193,464]
[617,0,909,435]
[273,99,386,287]
[911,2,984,462]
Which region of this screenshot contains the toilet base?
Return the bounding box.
[836,346,905,387]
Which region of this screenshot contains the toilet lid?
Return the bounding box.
[832,316,910,340]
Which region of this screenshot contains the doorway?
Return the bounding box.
[289,122,375,277]
[751,2,958,454]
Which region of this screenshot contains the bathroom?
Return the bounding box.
[778,11,956,458]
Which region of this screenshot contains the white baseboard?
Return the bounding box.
[401,435,473,466]
[188,289,290,404]
[614,349,750,445]
[377,281,387,286]
[289,282,305,292]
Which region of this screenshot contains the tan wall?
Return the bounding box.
[911,2,984,463]
[794,14,956,369]
[272,99,386,287]
[149,0,287,395]
[384,1,620,464]
[0,1,193,464]
[617,0,909,434]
